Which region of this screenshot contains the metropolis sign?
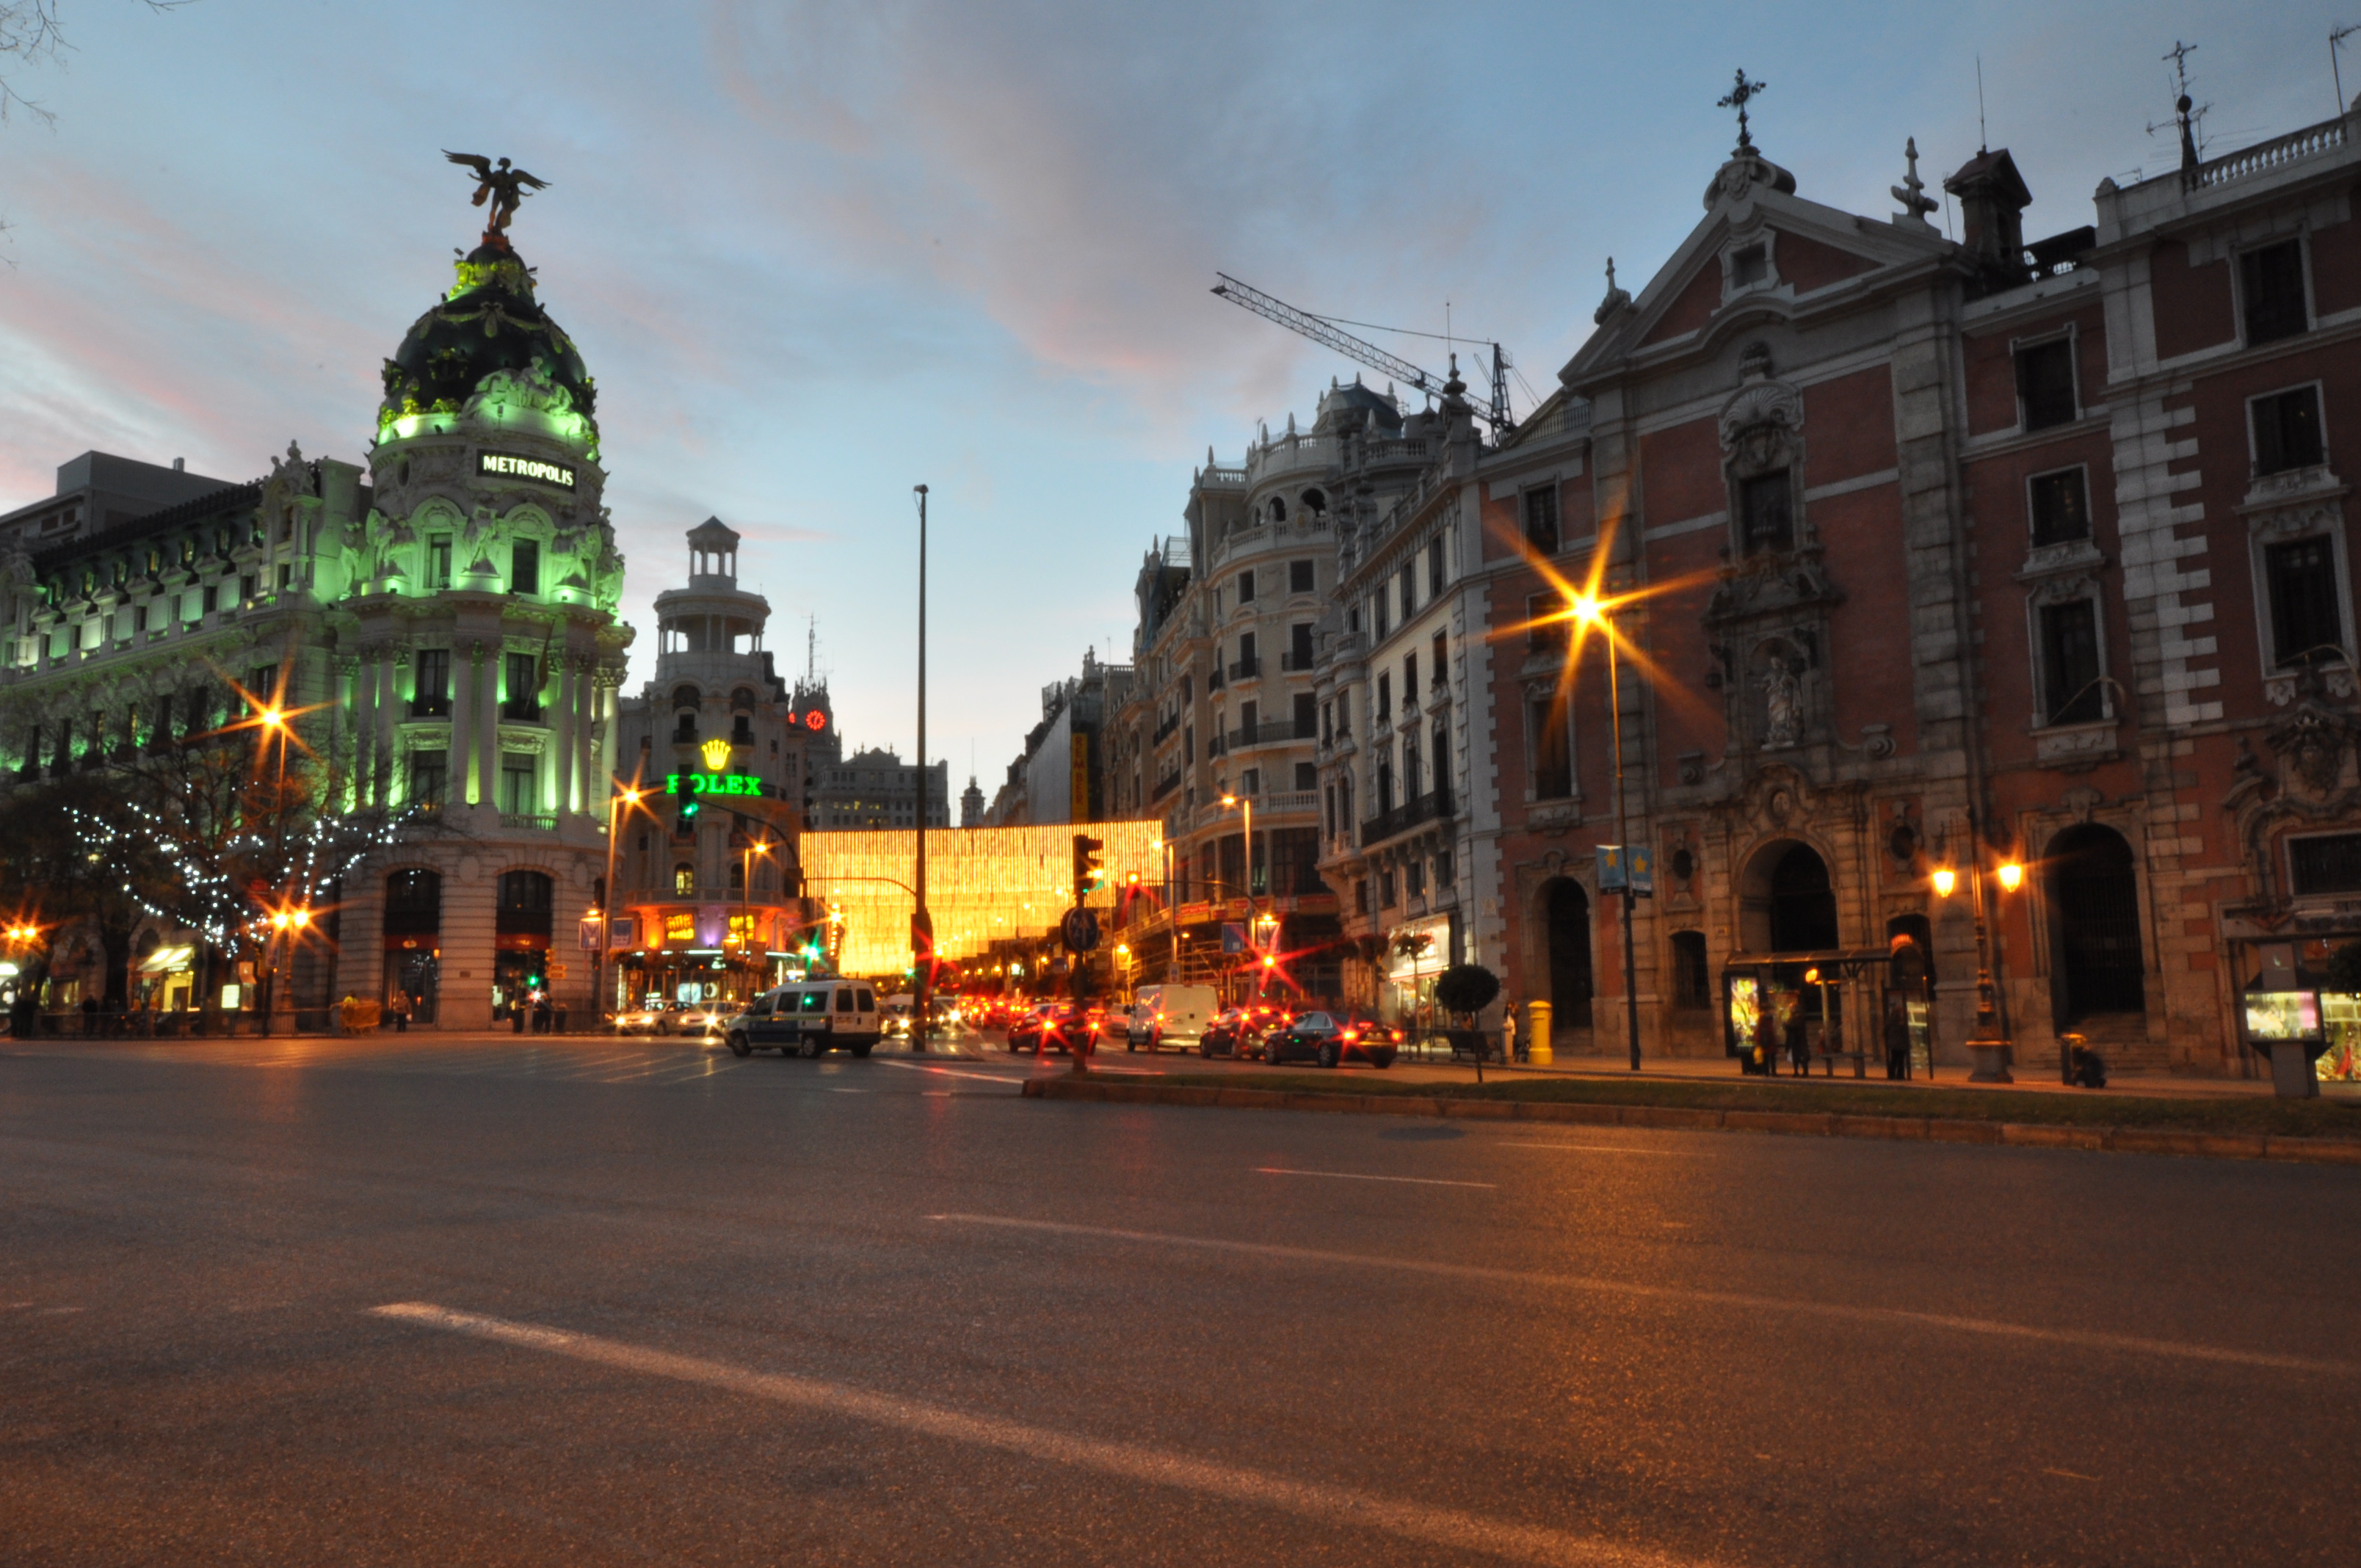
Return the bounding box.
[478,451,576,490]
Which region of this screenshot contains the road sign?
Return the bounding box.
[1221,922,1247,954]
[1061,907,1100,953]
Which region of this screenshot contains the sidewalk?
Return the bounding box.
[1478,1051,2289,1100]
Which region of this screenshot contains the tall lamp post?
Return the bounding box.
[741,835,774,992]
[594,781,644,1028]
[1218,793,1256,1000]
[913,484,931,1053]
[1933,832,2023,1082]
[1571,593,1643,1072]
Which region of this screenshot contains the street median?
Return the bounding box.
[1019,1072,2361,1167]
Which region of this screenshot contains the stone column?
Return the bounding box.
[448,639,475,806]
[551,653,576,816]
[376,652,401,807]
[350,651,377,806]
[475,640,500,810]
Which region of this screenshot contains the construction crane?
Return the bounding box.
[1211,272,1514,435]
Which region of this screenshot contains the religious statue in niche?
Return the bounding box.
[1762,662,1802,749]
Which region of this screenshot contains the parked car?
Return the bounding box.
[1126,984,1219,1053]
[1009,1001,1109,1056]
[723,980,882,1059]
[1260,1010,1401,1069]
[1199,1003,1289,1059]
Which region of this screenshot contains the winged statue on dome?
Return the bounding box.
[442,151,548,237]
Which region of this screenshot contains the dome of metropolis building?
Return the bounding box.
[377,237,598,451]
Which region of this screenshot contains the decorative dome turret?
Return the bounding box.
[377,235,598,455]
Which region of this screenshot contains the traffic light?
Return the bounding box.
[1071,834,1104,903]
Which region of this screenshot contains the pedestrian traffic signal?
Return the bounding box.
[1072,833,1104,901]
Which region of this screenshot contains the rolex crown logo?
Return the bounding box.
[701,738,731,772]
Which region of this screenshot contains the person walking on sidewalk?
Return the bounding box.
[1501,1000,1519,1066]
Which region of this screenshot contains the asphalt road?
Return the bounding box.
[3,1034,2354,1567]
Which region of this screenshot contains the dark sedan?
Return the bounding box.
[1199,1004,1288,1059]
[1260,1010,1401,1069]
[1009,1002,1109,1056]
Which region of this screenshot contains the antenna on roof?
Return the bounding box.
[2334,23,2360,113]
[1976,55,1988,153]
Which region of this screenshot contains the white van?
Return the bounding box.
[724,980,882,1059]
[1126,984,1219,1053]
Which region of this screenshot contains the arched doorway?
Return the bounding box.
[1740,840,1840,954]
[2048,825,2145,1018]
[384,868,441,1024]
[494,870,555,1019]
[1543,879,1594,1030]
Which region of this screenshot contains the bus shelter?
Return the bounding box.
[1721,938,1934,1078]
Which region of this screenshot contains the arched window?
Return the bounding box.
[1301,487,1326,515]
[385,869,442,937]
[495,870,554,940]
[1269,496,1288,523]
[673,863,695,896]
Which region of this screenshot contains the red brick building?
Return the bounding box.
[1403,101,2361,1075]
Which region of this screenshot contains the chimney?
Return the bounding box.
[173,457,186,471]
[1943,148,2034,290]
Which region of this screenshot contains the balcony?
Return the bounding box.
[1227,656,1261,682]
[500,700,543,723]
[1359,783,1454,846]
[1153,712,1180,744]
[1151,769,1183,802]
[500,813,558,832]
[1280,650,1316,672]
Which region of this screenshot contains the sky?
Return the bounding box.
[0,0,2346,788]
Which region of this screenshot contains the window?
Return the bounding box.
[1321,702,1333,745]
[1532,694,1574,800]
[1375,672,1391,722]
[2029,468,2090,546]
[1183,724,1194,763]
[502,653,540,721]
[1239,700,1258,743]
[510,539,539,596]
[276,563,292,592]
[1324,784,1335,836]
[674,863,696,896]
[1237,569,1255,603]
[499,760,536,816]
[410,749,448,806]
[2266,537,2345,667]
[2241,239,2308,346]
[410,648,451,716]
[1436,847,1454,888]
[2252,387,2326,476]
[1523,484,1561,554]
[2016,338,2078,431]
[1730,244,1768,287]
[1526,592,1568,653]
[1235,631,1258,678]
[1404,653,1418,701]
[1671,932,1710,1009]
[1288,622,1313,670]
[1401,730,1422,800]
[2039,600,2105,725]
[1428,535,1446,597]
[1294,761,1316,791]
[1739,471,1793,554]
[1378,868,1397,907]
[1289,559,1315,594]
[1354,879,1368,914]
[1373,584,1390,638]
[496,870,554,936]
[1431,631,1448,687]
[427,536,452,589]
[1272,827,1319,895]
[2290,833,2361,896]
[1293,692,1316,738]
[1399,561,1416,617]
[1405,857,1426,898]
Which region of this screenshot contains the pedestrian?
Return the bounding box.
[1883,995,1910,1079]
[1501,1000,1518,1066]
[391,992,410,1033]
[1785,1001,1811,1077]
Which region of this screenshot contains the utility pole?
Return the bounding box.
[912,484,930,1053]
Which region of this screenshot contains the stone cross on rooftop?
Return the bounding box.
[1718,69,1768,154]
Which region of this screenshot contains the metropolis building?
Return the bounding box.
[0,223,634,1029]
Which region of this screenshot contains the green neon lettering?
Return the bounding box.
[665,773,681,794]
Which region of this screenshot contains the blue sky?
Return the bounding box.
[0,0,2341,786]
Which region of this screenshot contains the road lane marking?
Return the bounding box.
[929,1214,2360,1377]
[1258,1167,1498,1189]
[870,1060,1027,1086]
[369,1302,1698,1568]
[1491,1141,1705,1158]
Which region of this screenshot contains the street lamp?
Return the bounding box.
[741,836,774,990]
[1570,592,1643,1072]
[593,781,645,1028]
[913,482,931,1053]
[1218,793,1259,999]
[1933,836,2023,1081]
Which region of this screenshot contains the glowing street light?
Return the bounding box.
[1930,867,1957,899]
[1932,835,2023,1081]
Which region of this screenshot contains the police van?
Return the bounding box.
[723,980,882,1058]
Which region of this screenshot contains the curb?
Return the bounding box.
[1018,1077,2361,1167]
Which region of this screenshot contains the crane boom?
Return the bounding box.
[1211,272,1513,433]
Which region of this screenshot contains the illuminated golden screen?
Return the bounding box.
[802,822,1164,977]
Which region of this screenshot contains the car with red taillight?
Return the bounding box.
[1259,1010,1400,1069]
